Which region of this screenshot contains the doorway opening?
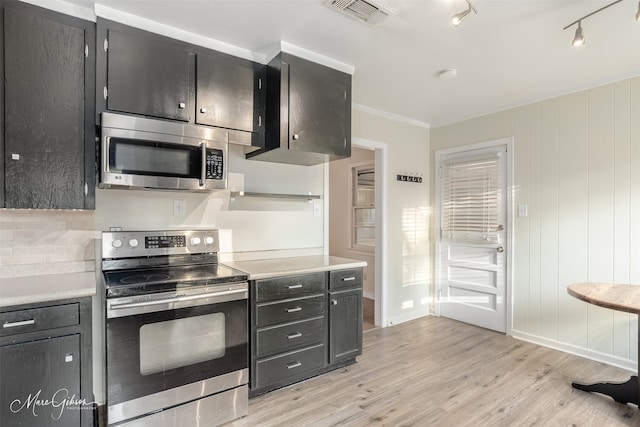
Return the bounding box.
[328,139,387,329]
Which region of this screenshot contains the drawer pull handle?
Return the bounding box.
[286,361,302,370]
[288,284,303,289]
[342,277,356,282]
[287,332,303,339]
[3,319,35,328]
[286,307,302,313]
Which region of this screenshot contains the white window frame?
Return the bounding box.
[351,162,375,252]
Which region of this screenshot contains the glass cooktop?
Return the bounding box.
[104,263,248,298]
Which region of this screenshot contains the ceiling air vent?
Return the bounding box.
[325,0,393,25]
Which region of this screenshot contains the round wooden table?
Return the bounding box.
[568,282,640,406]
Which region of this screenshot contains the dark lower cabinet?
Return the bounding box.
[0,297,93,427]
[329,268,363,364]
[0,335,81,426]
[250,268,363,397]
[1,1,96,209]
[329,288,363,364]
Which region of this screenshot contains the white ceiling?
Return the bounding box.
[58,0,640,127]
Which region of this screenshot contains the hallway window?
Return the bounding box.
[352,165,375,251]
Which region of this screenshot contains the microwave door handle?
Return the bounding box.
[200,143,206,186]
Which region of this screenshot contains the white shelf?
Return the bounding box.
[229,191,321,202]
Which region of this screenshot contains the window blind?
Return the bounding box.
[441,153,502,242]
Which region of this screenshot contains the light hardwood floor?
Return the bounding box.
[363,297,375,331]
[227,316,640,426]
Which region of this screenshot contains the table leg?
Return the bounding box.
[571,377,639,405]
[571,314,640,406]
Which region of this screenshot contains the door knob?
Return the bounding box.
[496,246,504,253]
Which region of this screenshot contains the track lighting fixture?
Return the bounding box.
[451,0,477,27]
[636,1,640,21]
[572,21,585,47]
[563,0,625,47]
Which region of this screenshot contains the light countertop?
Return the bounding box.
[224,255,366,280]
[0,272,97,308]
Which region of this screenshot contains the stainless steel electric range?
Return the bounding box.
[101,229,248,427]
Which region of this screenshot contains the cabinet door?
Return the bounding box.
[106,29,191,121]
[3,4,94,209]
[196,53,262,133]
[0,334,81,427]
[329,289,362,364]
[287,55,351,158]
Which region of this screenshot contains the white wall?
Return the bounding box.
[430,76,640,370]
[329,146,376,298]
[352,109,430,325]
[96,144,326,259]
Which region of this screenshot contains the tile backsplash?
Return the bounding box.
[0,209,98,278]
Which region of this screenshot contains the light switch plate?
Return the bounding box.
[518,204,528,218]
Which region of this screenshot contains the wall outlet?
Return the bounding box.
[313,201,321,217]
[173,199,186,217]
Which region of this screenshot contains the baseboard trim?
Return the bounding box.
[511,329,636,373]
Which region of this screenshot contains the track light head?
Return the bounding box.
[636,1,640,21]
[451,8,470,26]
[451,0,477,27]
[572,21,585,47]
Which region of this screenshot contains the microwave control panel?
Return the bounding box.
[206,149,224,180]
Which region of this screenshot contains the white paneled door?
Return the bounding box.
[436,140,511,333]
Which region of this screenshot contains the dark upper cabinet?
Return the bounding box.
[196,52,264,141]
[1,1,96,209]
[96,19,264,147]
[101,27,192,122]
[246,52,351,166]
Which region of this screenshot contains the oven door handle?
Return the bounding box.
[109,288,247,311]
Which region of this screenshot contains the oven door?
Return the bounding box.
[105,284,247,425]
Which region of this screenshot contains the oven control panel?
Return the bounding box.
[102,230,219,258]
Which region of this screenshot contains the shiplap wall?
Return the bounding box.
[431,76,640,370]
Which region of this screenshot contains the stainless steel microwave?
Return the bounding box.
[100,112,228,192]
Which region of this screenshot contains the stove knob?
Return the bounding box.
[204,236,214,245]
[112,239,122,249]
[129,238,139,248]
[191,237,201,246]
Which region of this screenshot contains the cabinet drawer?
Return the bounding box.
[255,272,325,302]
[255,344,325,389]
[0,303,79,337]
[256,316,324,358]
[329,268,363,291]
[256,295,324,327]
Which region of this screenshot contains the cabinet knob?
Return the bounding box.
[178,102,186,109]
[200,107,207,113]
[292,133,299,140]
[331,299,338,305]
